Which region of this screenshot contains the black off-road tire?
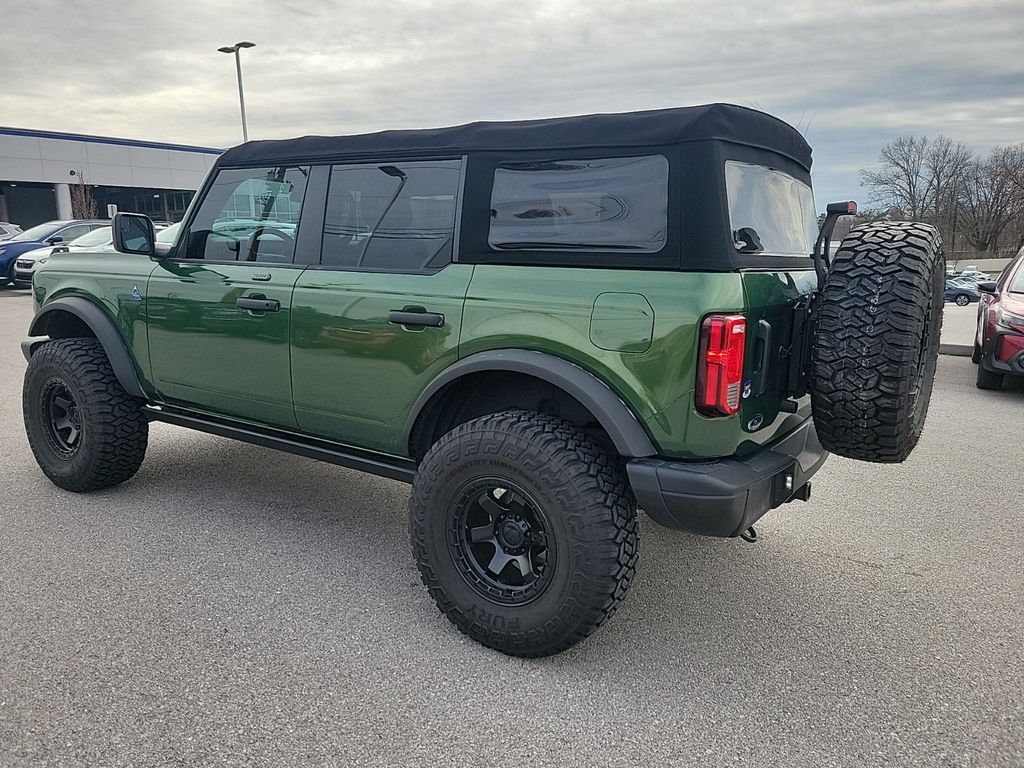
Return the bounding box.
[23,338,148,491]
[410,410,638,657]
[810,222,944,463]
[975,363,1004,391]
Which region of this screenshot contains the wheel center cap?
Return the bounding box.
[499,521,524,548]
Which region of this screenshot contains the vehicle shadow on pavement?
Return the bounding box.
[109,425,897,668]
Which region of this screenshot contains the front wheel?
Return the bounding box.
[955,294,970,306]
[23,338,149,491]
[410,410,638,657]
[976,363,1004,391]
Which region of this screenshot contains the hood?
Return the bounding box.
[0,240,48,259]
[16,245,56,262]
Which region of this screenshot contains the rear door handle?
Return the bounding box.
[388,310,445,328]
[237,297,281,312]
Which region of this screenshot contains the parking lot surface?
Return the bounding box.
[1,287,1021,767]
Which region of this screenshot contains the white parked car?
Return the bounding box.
[13,226,114,284]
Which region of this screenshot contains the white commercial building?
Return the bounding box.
[0,127,222,227]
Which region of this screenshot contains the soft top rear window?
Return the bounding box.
[725,161,816,257]
[488,154,668,253]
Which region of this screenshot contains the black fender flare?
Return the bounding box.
[405,349,657,458]
[23,296,146,398]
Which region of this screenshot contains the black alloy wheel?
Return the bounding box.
[450,479,554,605]
[41,379,82,458]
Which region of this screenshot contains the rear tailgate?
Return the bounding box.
[735,268,818,454]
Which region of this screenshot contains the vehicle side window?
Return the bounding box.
[488,155,669,253]
[182,166,309,263]
[55,224,91,242]
[321,160,461,271]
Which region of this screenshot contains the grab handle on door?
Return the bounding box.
[237,297,280,312]
[388,310,445,328]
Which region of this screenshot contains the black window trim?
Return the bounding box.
[305,154,467,275]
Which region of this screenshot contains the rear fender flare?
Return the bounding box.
[406,349,657,458]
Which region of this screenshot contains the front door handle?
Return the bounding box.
[388,310,445,328]
[237,297,281,312]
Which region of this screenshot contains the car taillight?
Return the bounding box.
[697,314,746,416]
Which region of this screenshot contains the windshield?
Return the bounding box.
[68,227,112,247]
[10,222,62,242]
[725,161,816,256]
[1010,264,1024,294]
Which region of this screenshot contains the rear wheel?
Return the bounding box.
[410,410,638,657]
[810,222,945,463]
[955,294,970,306]
[23,338,148,491]
[975,363,1004,390]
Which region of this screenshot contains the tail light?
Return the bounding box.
[697,314,746,416]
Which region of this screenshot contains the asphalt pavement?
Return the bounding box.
[1,287,1022,767]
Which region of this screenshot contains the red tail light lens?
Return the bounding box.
[697,314,747,416]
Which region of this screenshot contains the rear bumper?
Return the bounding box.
[627,418,828,537]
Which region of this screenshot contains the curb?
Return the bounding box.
[939,343,972,357]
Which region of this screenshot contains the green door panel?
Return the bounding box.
[146,262,302,428]
[589,292,655,353]
[290,264,474,456]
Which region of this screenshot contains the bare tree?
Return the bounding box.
[958,145,1024,253]
[69,170,98,219]
[859,135,973,247]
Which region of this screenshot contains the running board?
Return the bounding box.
[141,405,416,484]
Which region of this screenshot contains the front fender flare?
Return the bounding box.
[406,349,657,458]
[24,296,146,398]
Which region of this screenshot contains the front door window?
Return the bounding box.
[182,166,309,263]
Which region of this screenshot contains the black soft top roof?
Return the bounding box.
[217,103,812,170]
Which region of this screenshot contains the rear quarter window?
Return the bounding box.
[725,161,816,256]
[488,154,668,253]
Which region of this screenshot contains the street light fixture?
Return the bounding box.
[218,41,256,142]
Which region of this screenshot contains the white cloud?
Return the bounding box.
[2,0,1022,205]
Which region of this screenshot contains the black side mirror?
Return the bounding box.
[46,236,64,245]
[976,281,997,294]
[112,213,155,256]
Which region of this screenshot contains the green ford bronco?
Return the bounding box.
[21,104,944,656]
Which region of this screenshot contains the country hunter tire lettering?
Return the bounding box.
[23,338,149,491]
[409,410,638,657]
[810,222,945,463]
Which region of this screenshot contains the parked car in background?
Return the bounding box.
[958,266,992,281]
[13,225,113,285]
[0,219,108,286]
[0,222,23,241]
[945,281,981,305]
[974,249,1024,389]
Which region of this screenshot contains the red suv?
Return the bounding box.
[974,249,1024,389]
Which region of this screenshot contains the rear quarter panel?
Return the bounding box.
[461,265,815,459]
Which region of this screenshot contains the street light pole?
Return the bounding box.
[218,41,256,142]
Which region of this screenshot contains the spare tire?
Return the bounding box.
[810,221,944,463]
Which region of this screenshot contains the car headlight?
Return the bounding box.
[997,307,1024,333]
[38,257,48,265]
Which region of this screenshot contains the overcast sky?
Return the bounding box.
[3,0,1023,207]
